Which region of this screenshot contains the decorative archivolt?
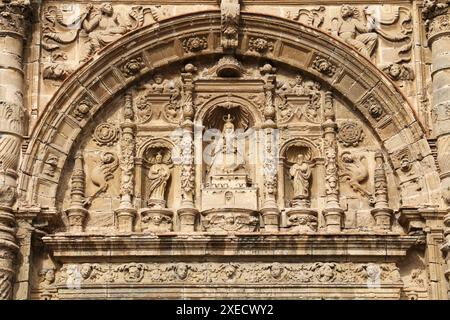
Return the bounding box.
[20,12,439,210]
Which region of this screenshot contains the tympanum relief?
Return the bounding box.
[56,57,404,235]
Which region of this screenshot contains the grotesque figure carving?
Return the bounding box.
[84,152,119,207]
[339,151,372,201]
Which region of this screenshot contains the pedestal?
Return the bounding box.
[285,208,318,233]
[139,208,173,233]
[261,207,279,232]
[115,207,136,233]
[323,207,345,233]
[65,207,88,233]
[371,208,394,231]
[201,208,259,232]
[177,207,198,232]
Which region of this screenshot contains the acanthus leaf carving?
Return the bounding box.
[0,0,31,37]
[220,0,240,50]
[275,75,322,124]
[92,122,120,147]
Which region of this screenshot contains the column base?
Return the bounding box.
[178,207,198,232]
[261,207,279,232]
[115,207,136,233]
[371,207,394,231]
[285,208,318,233]
[322,207,345,233]
[65,207,88,233]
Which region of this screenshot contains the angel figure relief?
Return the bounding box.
[330,5,412,60]
[147,150,173,208]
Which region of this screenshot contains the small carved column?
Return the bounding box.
[116,93,137,232]
[65,151,88,232]
[371,151,394,231]
[260,65,279,231]
[177,64,198,232]
[0,0,31,300]
[423,3,450,291]
[322,92,344,232]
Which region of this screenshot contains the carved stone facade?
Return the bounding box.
[1,0,449,300]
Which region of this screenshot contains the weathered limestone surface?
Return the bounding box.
[2,0,450,300]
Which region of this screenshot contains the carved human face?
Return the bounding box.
[341,5,353,19]
[80,264,92,279]
[318,61,329,72]
[389,64,401,79]
[154,74,163,84]
[225,216,235,225]
[101,3,113,16]
[297,154,304,163]
[176,263,188,279]
[424,0,438,10]
[129,266,140,278]
[225,265,236,278]
[151,215,162,225]
[295,75,303,85]
[270,263,283,279]
[401,157,411,172]
[155,153,163,163]
[44,269,55,283]
[225,191,233,201]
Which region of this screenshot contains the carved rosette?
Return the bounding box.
[322,92,344,232]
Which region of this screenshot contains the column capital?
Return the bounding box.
[0,0,32,39]
[423,2,450,45]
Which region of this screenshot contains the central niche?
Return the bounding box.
[200,102,259,232]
